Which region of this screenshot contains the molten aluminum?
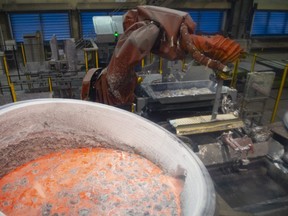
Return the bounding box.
[0,99,216,216]
[0,148,182,215]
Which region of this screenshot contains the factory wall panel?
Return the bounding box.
[41,13,71,41]
[10,13,41,42]
[189,10,224,34]
[10,12,71,42]
[0,13,12,40]
[1,1,140,11]
[254,0,288,10]
[251,11,288,36]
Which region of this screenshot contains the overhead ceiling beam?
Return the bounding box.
[146,0,230,8]
[2,3,72,11]
[146,0,175,7]
[77,2,139,10]
[2,0,142,11]
[171,1,231,9]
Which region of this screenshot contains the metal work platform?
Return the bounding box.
[169,113,244,135]
[238,61,273,72]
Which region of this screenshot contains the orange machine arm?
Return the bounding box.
[94,21,160,105]
[82,5,243,106]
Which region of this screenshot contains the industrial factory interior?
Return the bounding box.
[1,0,288,215]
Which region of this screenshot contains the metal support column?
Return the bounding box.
[48,77,53,93]
[84,50,88,73]
[159,57,163,74]
[9,83,17,102]
[182,59,186,71]
[250,53,257,72]
[3,55,11,85]
[21,43,27,66]
[131,103,136,113]
[271,64,288,123]
[95,50,99,68]
[230,59,239,88]
[211,79,223,120]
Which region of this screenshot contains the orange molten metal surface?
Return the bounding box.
[0,148,182,216]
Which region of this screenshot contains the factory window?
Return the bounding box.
[9,13,71,42]
[189,10,224,34]
[251,11,288,36]
[80,11,125,39]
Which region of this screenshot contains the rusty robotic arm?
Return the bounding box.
[82,6,243,106]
